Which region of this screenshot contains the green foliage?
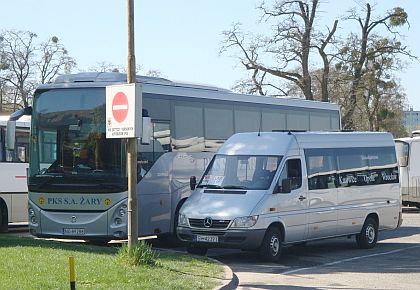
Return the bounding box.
[389,7,408,26]
[118,241,160,267]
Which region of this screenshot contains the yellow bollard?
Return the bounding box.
[69,256,76,290]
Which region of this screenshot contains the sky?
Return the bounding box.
[2,0,420,109]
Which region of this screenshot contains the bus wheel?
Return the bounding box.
[356,217,378,249]
[0,203,8,233]
[187,246,207,256]
[86,239,110,246]
[259,227,283,262]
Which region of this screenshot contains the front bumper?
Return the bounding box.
[28,199,128,240]
[177,226,265,250]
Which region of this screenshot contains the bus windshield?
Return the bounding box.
[28,88,127,193]
[197,154,282,190]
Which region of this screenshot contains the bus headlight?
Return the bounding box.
[178,213,189,227]
[28,207,37,224]
[231,216,258,228]
[118,206,127,217]
[118,208,127,217]
[28,208,35,217]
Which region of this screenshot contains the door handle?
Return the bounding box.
[298,196,306,201]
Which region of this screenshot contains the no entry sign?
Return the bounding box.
[112,92,129,123]
[106,83,142,139]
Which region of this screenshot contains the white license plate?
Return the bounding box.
[196,235,218,243]
[63,228,85,235]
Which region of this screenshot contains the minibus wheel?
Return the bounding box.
[187,246,208,256]
[259,227,283,262]
[356,217,378,249]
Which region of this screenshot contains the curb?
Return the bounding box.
[206,256,234,290]
[155,248,235,290]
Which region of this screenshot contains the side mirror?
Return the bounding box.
[278,178,291,194]
[6,120,16,151]
[141,116,152,145]
[190,176,197,190]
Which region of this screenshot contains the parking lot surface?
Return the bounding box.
[208,208,420,290]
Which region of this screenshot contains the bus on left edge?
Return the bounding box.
[0,115,30,231]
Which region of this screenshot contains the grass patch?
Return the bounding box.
[0,234,224,289]
[117,241,159,266]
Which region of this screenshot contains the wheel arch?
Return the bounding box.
[267,221,285,242]
[366,212,379,227]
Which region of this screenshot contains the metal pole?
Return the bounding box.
[127,0,138,251]
[69,256,76,290]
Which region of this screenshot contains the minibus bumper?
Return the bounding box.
[177,226,266,250]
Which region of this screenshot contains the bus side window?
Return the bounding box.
[138,122,171,179]
[4,127,29,162]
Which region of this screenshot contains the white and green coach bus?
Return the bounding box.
[8,72,340,242]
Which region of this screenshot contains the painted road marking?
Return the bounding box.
[282,245,420,275]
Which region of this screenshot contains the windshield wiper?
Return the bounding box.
[221,185,248,189]
[197,184,223,189]
[221,185,247,189]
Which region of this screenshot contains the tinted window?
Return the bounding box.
[305,149,337,190]
[287,110,309,130]
[262,109,286,132]
[204,104,234,140]
[173,102,204,151]
[310,112,331,131]
[234,107,260,133]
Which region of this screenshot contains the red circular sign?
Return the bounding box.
[112,92,129,123]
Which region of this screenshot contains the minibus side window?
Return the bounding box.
[305,149,337,190]
[277,159,302,192]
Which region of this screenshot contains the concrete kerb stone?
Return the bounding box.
[154,248,234,290]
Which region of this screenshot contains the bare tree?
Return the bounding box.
[337,3,415,129]
[221,0,338,101]
[37,36,76,84]
[0,30,76,111]
[0,30,36,108]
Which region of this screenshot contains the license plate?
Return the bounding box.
[196,235,218,243]
[63,228,85,235]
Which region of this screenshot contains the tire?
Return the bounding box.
[0,203,8,233]
[86,239,110,246]
[186,246,208,256]
[259,227,283,262]
[356,217,378,249]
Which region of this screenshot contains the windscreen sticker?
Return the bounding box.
[202,175,224,186]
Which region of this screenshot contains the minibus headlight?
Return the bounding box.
[178,213,189,227]
[231,216,259,228]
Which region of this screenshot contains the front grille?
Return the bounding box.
[189,218,231,229]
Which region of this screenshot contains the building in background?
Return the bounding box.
[403,107,420,134]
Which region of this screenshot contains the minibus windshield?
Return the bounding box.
[197,154,282,190]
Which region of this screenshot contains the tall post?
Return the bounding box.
[127,0,138,251]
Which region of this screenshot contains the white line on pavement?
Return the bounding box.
[282,245,420,275]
